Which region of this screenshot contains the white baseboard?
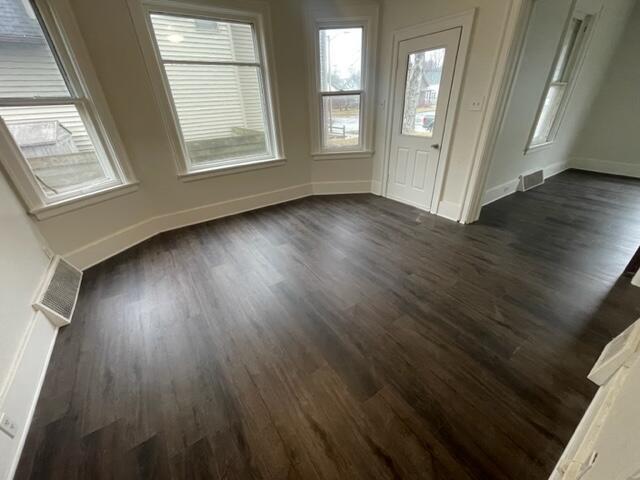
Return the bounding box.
[371,180,382,195]
[482,161,570,206]
[65,181,378,270]
[0,312,58,480]
[570,157,640,178]
[311,180,372,195]
[436,200,461,221]
[482,178,520,206]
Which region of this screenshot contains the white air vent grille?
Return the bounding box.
[518,170,544,192]
[34,256,82,327]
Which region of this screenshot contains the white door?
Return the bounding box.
[386,28,461,210]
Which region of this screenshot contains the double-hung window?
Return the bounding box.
[527,12,593,151]
[140,4,281,175]
[308,7,378,158]
[0,0,133,216]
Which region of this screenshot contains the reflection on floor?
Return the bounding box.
[16,170,640,479]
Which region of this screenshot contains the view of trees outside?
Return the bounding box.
[402,48,445,137]
[318,27,363,148]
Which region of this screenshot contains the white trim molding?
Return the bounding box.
[380,9,476,216]
[570,157,640,179]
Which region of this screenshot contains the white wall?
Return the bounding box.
[483,0,636,204]
[570,0,640,178]
[371,0,516,218]
[0,174,49,400]
[0,172,57,480]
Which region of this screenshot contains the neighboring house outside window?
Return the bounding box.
[0,0,135,218]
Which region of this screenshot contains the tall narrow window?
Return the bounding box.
[317,27,364,151]
[528,13,592,150]
[0,0,131,209]
[147,12,279,172]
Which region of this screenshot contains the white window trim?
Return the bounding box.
[126,0,285,179]
[0,0,137,220]
[306,5,379,159]
[525,8,597,154]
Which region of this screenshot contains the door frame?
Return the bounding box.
[381,9,475,213]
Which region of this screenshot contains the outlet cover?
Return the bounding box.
[0,412,18,438]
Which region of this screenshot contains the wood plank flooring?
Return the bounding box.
[15,170,640,479]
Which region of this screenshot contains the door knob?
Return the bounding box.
[431,144,440,150]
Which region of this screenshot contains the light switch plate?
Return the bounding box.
[0,412,18,439]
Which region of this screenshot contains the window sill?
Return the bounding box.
[178,157,286,182]
[525,142,554,155]
[312,150,374,161]
[30,182,140,220]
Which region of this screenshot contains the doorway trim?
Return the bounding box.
[381,9,476,213]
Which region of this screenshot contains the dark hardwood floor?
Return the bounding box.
[16,170,640,479]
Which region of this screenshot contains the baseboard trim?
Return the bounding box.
[570,157,640,179]
[371,180,382,195]
[65,181,378,270]
[482,161,570,206]
[0,313,58,480]
[312,180,372,195]
[482,178,520,206]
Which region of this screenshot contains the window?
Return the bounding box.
[527,13,593,151]
[319,27,363,150]
[0,0,133,213]
[307,7,378,158]
[145,9,281,174]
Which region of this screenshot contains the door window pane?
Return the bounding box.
[150,14,257,64]
[0,104,116,198]
[322,94,360,149]
[164,64,269,164]
[0,0,70,98]
[318,28,362,92]
[401,48,445,137]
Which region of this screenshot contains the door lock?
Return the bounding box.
[431,144,440,150]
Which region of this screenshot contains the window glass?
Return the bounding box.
[150,15,257,64]
[401,48,444,138]
[322,94,360,149]
[0,0,70,98]
[318,27,362,92]
[149,12,276,169]
[0,104,116,197]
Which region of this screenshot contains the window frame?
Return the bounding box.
[525,9,594,153]
[128,0,285,179]
[307,6,378,160]
[0,0,137,219]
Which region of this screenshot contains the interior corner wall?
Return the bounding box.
[32,0,314,267]
[570,1,640,178]
[371,0,514,220]
[483,0,636,203]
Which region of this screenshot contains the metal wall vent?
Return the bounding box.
[33,256,83,327]
[518,169,544,192]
